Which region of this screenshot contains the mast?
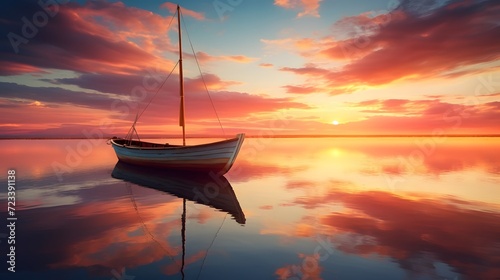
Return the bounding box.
[181,198,186,279]
[177,5,186,146]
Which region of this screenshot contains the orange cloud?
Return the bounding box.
[260,63,274,68]
[194,51,257,64]
[274,0,322,18]
[282,85,319,94]
[339,98,500,135]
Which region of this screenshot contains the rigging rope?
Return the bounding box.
[195,213,228,280]
[127,184,179,266]
[125,9,178,137]
[137,61,179,121]
[126,9,227,139]
[125,61,178,141]
[181,14,227,139]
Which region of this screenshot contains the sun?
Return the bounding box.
[332,120,339,126]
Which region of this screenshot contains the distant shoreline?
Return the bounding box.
[1,134,499,140]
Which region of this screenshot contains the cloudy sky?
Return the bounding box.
[1,0,499,137]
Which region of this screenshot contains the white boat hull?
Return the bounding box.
[110,133,245,174]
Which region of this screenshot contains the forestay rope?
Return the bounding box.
[127,184,179,266]
[124,61,178,142]
[125,8,227,140]
[124,9,178,141]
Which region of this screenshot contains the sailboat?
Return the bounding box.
[110,5,245,175]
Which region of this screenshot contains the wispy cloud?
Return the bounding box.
[194,51,257,64]
[282,85,319,94]
[259,63,274,68]
[340,98,500,134]
[274,0,322,18]
[161,2,205,20]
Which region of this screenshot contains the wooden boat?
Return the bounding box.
[110,5,244,174]
[110,134,244,174]
[112,161,246,225]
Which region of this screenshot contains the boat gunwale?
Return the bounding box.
[221,133,245,173]
[110,134,243,151]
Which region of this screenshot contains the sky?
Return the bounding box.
[0,0,499,137]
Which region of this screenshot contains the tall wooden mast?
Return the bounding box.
[177,5,186,146]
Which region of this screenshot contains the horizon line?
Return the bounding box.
[1,134,499,140]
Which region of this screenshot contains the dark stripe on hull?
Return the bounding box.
[116,155,229,173]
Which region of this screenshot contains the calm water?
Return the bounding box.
[0,137,499,280]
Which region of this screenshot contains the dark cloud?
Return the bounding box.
[0,81,118,110]
[0,0,166,76]
[0,76,311,136]
[47,72,311,119]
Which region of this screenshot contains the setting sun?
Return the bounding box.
[332,120,339,126]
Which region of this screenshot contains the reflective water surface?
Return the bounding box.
[0,137,499,280]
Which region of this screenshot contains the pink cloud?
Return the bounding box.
[282,85,318,94]
[279,0,500,92]
[0,61,48,76]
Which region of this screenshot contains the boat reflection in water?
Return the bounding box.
[111,161,246,225]
[112,162,245,278]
